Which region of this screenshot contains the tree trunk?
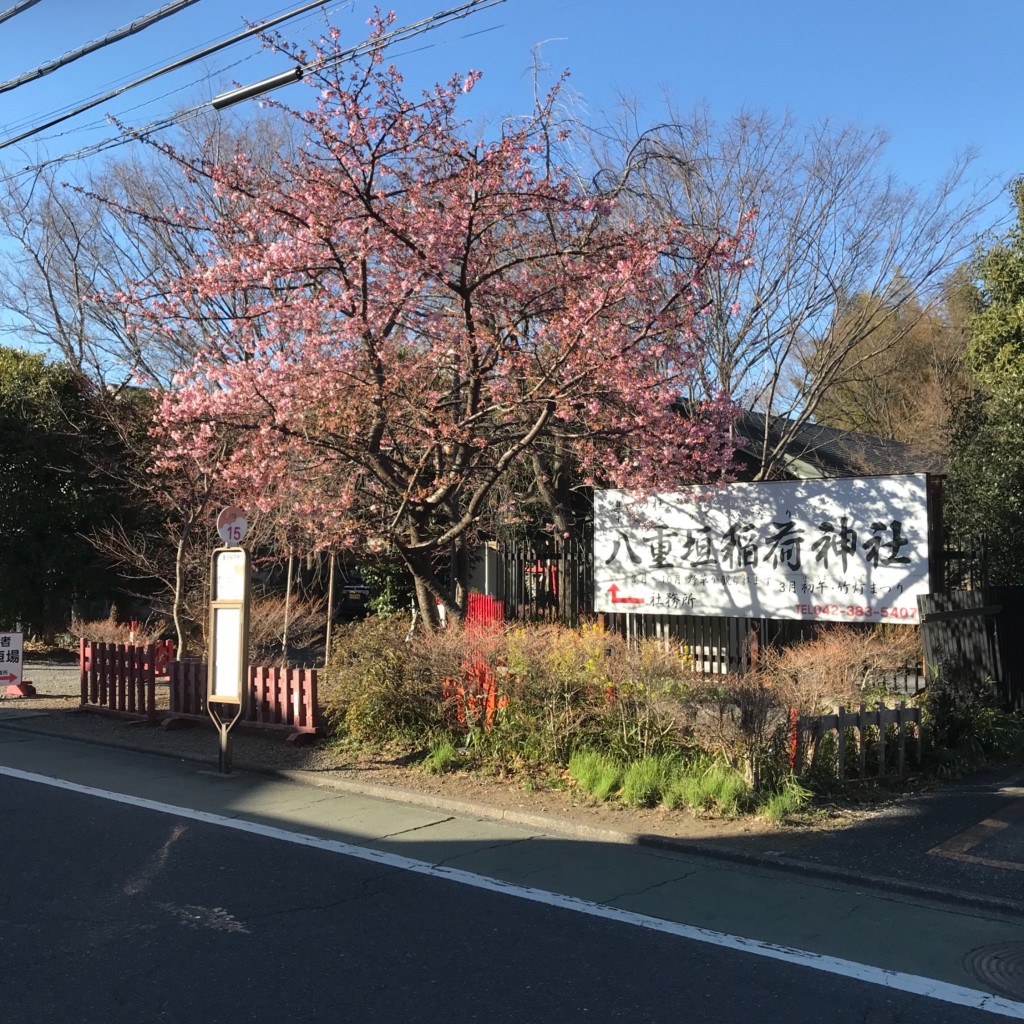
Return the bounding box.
[281,547,294,663]
[413,573,440,629]
[172,529,187,659]
[324,550,336,667]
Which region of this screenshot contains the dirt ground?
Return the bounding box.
[0,679,882,852]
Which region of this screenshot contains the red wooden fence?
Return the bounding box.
[166,661,320,739]
[80,640,158,720]
[249,666,318,734]
[168,660,205,717]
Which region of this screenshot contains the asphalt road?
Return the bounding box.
[0,764,1017,1024]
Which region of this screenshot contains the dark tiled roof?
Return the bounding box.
[735,411,945,479]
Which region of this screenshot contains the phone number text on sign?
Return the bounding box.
[795,604,919,620]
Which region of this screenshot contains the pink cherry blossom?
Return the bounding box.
[114,13,751,623]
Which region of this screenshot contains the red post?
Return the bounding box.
[789,707,800,771]
[80,638,88,706]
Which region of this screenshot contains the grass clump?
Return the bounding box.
[423,739,463,775]
[620,755,678,808]
[758,779,813,823]
[664,760,750,816]
[568,750,622,801]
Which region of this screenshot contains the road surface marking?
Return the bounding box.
[929,795,1024,873]
[3,763,1022,1020]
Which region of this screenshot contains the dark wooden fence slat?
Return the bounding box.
[79,641,157,720]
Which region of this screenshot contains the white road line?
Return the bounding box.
[3,764,1022,1020]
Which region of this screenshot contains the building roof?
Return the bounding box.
[734,411,945,480]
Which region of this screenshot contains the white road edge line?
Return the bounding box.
[3,764,1021,1020]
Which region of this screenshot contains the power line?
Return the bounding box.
[0,0,205,98]
[215,0,507,106]
[0,0,338,151]
[0,0,42,27]
[6,0,509,180]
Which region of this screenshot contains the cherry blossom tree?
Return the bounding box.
[117,16,745,625]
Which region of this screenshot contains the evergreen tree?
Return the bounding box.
[946,179,1024,582]
[0,348,128,637]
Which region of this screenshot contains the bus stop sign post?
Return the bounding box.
[207,540,250,775]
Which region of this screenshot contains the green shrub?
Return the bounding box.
[923,654,1013,770]
[664,759,750,816]
[321,616,457,744]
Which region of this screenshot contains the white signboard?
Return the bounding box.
[0,632,23,689]
[214,549,246,602]
[594,475,930,624]
[211,606,243,699]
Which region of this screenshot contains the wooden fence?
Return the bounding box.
[167,661,320,740]
[798,702,922,780]
[917,588,1024,711]
[80,640,160,720]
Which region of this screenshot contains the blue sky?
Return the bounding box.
[0,0,1019,208]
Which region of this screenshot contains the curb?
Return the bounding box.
[4,717,1024,922]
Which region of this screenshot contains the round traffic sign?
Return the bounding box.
[217,506,248,545]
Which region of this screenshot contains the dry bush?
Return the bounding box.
[70,611,168,645]
[320,615,455,743]
[759,626,922,714]
[690,676,784,789]
[690,626,923,788]
[320,618,701,764]
[246,594,327,664]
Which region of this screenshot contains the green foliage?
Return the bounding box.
[946,178,1024,580]
[923,654,1024,772]
[318,619,1017,817]
[360,562,416,616]
[758,778,813,824]
[321,616,455,744]
[663,759,751,816]
[566,748,755,815]
[923,655,998,761]
[620,755,678,808]
[0,348,131,635]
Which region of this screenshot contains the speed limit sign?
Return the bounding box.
[217,506,248,545]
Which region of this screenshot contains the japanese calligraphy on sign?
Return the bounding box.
[594,475,930,624]
[0,632,24,689]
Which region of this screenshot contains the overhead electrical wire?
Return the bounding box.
[0,0,339,151]
[0,0,205,97]
[0,0,43,27]
[5,0,508,180]
[214,0,507,106]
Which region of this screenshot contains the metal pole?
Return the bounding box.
[218,722,232,774]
